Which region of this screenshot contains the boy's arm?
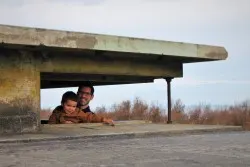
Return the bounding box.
[63,115,81,123]
[48,111,58,124]
[48,106,62,124]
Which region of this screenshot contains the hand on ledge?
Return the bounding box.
[64,121,74,124]
[103,118,115,126]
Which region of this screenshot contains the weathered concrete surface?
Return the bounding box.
[0,131,249,167]
[0,50,40,134]
[0,24,227,62]
[0,121,243,143]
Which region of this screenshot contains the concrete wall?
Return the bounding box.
[0,50,40,134]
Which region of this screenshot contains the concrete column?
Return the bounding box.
[0,49,40,134]
[165,78,173,124]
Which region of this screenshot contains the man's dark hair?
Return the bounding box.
[77,82,95,95]
[61,91,78,104]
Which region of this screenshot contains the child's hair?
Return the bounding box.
[61,91,78,104]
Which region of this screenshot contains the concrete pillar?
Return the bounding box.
[0,49,40,134]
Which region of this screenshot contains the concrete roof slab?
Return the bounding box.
[0,24,227,63]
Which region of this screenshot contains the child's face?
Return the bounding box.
[62,100,77,114]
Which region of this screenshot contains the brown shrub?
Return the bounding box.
[171,99,188,123]
[172,99,185,113]
[149,104,162,123]
[131,97,148,120]
[108,100,131,121]
[95,106,110,118]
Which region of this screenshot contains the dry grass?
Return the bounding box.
[40,108,52,120]
[40,98,250,126]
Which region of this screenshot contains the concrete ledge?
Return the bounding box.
[0,121,243,144]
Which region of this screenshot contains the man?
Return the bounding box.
[77,82,95,113]
[76,82,114,125]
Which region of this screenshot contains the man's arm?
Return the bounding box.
[77,112,114,125]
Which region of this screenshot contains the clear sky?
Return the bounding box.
[1,0,250,110]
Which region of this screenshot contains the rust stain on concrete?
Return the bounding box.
[0,99,38,134]
[0,32,39,43]
[205,51,228,59]
[197,44,228,60]
[54,35,97,49]
[0,26,97,50]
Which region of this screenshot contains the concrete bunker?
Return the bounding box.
[0,24,228,134]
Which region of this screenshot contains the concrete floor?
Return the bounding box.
[0,131,249,167]
[0,121,243,143]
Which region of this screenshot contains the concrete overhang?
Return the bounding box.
[0,24,229,134]
[0,24,228,88]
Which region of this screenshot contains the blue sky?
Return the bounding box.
[1,0,250,110]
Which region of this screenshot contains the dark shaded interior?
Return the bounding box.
[41,73,155,89]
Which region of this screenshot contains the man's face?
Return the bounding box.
[77,87,94,107]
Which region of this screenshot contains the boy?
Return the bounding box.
[48,91,114,125]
